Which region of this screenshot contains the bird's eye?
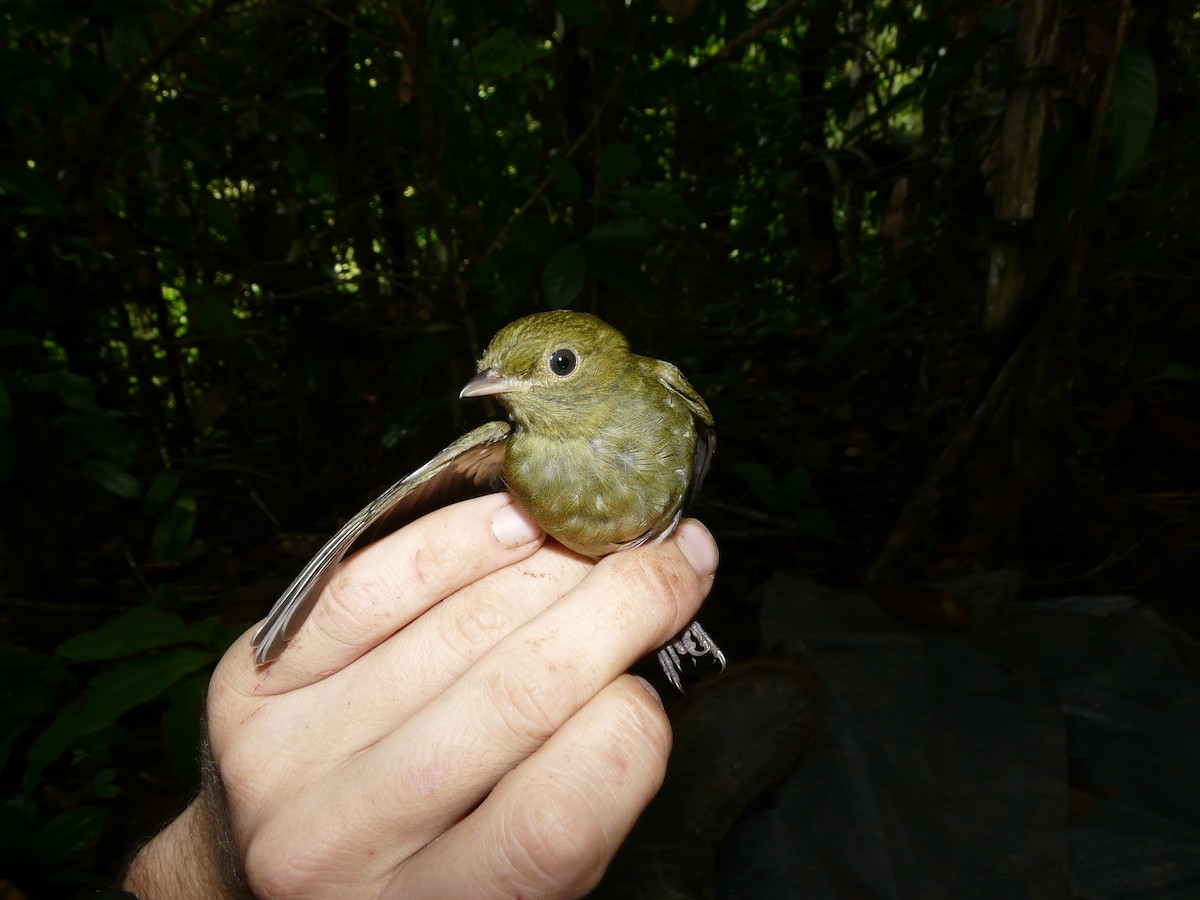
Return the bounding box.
[548,348,578,376]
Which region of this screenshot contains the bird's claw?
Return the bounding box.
[656,621,727,692]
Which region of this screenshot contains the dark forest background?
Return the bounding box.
[2,0,1198,895]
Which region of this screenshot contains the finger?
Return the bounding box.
[237,494,545,694]
[225,545,593,767]
[389,675,671,900]
[315,542,594,730]
[325,519,716,848]
[254,518,714,744]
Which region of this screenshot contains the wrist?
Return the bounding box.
[122,740,252,899]
[121,801,229,898]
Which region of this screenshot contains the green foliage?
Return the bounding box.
[1107,44,1158,183]
[733,459,836,541]
[1,607,237,887]
[542,242,588,307]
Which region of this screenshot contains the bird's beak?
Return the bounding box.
[460,367,517,399]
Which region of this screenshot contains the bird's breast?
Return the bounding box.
[504,400,696,558]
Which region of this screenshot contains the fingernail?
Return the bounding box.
[492,502,543,548]
[675,519,718,578]
[633,675,665,709]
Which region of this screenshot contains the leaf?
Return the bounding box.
[144,469,183,508]
[550,157,583,201]
[0,681,58,722]
[150,489,198,561]
[587,249,655,297]
[598,143,641,188]
[733,459,781,507]
[0,720,32,777]
[24,648,215,787]
[558,0,601,27]
[92,767,120,799]
[0,164,68,219]
[542,243,588,307]
[24,370,101,414]
[583,218,658,251]
[615,185,695,225]
[0,639,46,671]
[57,607,194,661]
[163,674,208,785]
[1134,363,1200,388]
[0,329,40,349]
[468,244,538,313]
[1107,44,1158,182]
[28,806,110,864]
[734,460,833,537]
[791,505,837,541]
[82,458,140,499]
[471,27,548,79]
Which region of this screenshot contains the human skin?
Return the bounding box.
[122,492,719,899]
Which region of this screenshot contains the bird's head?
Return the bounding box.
[460,311,633,429]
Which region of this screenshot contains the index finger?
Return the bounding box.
[244,493,545,694]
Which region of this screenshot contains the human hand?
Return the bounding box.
[123,492,718,899]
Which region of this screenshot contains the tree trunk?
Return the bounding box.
[984,0,1063,334]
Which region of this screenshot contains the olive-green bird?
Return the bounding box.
[251,310,724,690]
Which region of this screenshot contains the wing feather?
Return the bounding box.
[251,420,510,665]
[650,359,715,509]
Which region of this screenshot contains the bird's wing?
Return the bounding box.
[651,360,716,509]
[251,420,511,665]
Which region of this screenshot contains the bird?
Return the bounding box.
[251,310,724,690]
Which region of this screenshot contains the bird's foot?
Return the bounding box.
[656,620,727,693]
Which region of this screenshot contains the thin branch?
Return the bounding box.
[865,304,1041,583]
[694,0,805,73]
[83,0,249,182]
[481,34,638,261]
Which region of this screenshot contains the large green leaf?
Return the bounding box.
[551,157,583,202]
[144,469,184,509]
[615,185,696,225]
[584,218,658,251]
[598,143,641,188]
[1107,44,1158,182]
[57,607,195,661]
[28,806,110,866]
[542,243,588,307]
[82,458,140,499]
[150,489,198,561]
[24,647,215,787]
[163,673,208,785]
[558,0,602,27]
[0,164,68,219]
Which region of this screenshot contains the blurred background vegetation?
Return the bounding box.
[1,0,1197,894]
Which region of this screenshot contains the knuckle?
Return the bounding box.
[445,592,512,651]
[214,741,263,804]
[244,833,316,897]
[612,549,698,630]
[402,518,471,588]
[484,653,566,746]
[315,569,391,649]
[612,680,672,764]
[502,783,610,896]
